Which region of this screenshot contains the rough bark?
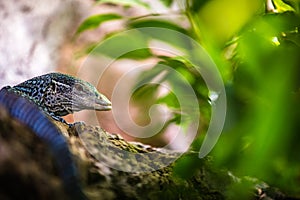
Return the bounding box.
[0,105,296,200]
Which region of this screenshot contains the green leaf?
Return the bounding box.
[132,84,160,101]
[135,64,168,88]
[189,0,211,12]
[195,0,262,45]
[96,0,150,9]
[159,0,173,7]
[273,0,295,12]
[76,13,122,34]
[157,92,180,109]
[283,0,300,12]
[157,56,197,85]
[129,19,188,34]
[128,20,192,54]
[90,30,153,59]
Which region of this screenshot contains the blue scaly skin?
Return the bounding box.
[0,87,87,200]
[10,72,112,125]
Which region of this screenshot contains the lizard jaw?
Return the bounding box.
[94,103,112,111]
[94,94,112,111]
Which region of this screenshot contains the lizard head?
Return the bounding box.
[46,73,112,115]
[70,79,112,112]
[13,72,112,116]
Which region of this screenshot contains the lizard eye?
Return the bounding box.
[74,83,84,92]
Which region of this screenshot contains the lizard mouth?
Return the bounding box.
[94,97,112,111]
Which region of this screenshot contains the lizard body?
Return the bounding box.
[0,73,111,199]
[0,87,87,200]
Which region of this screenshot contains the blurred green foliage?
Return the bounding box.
[78,0,300,197]
[76,14,122,34]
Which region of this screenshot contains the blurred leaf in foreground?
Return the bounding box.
[76,13,122,34]
[96,0,150,9]
[90,29,153,59]
[213,12,300,195]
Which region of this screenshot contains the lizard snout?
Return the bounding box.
[94,94,112,111]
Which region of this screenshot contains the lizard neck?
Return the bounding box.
[13,74,51,102]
